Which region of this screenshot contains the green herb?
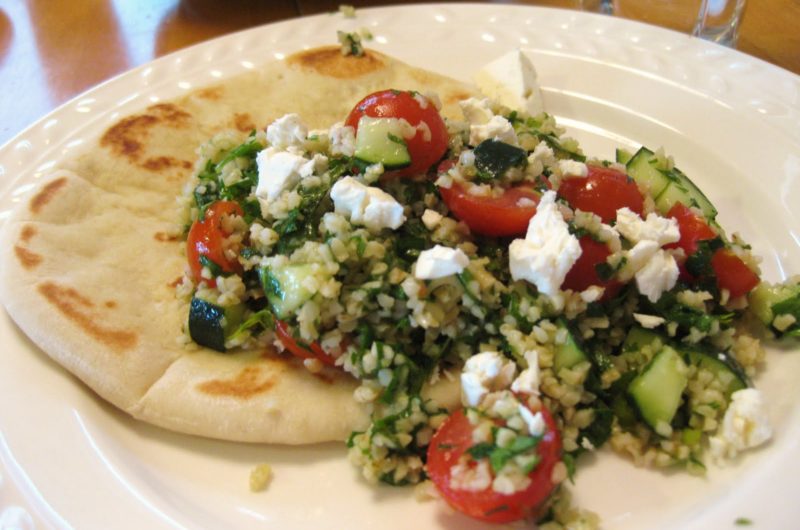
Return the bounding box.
[685,237,724,277]
[199,255,223,277]
[734,517,753,526]
[337,30,364,57]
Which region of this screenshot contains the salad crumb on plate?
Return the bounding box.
[178,48,797,526]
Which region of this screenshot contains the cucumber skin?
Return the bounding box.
[188,297,244,352]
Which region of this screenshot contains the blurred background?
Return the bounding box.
[0,0,798,145]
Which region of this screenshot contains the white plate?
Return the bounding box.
[1,4,799,529]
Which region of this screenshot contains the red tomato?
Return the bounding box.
[427,406,562,524]
[345,90,449,178]
[275,320,336,367]
[711,250,760,298]
[666,203,717,257]
[186,201,244,286]
[557,166,644,223]
[439,181,543,237]
[563,236,622,299]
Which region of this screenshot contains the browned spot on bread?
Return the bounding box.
[168,276,183,288]
[233,113,256,133]
[104,300,118,309]
[312,371,336,384]
[30,177,68,214]
[154,231,180,242]
[142,156,192,171]
[37,281,138,352]
[197,87,223,100]
[287,46,385,79]
[20,225,37,242]
[197,365,276,399]
[14,245,42,269]
[100,103,192,167]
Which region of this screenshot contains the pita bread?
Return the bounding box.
[1,47,474,444]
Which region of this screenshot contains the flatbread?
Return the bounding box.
[0,46,474,444]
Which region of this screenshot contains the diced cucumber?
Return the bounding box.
[188,296,245,352]
[749,279,800,337]
[679,346,748,398]
[621,326,663,353]
[354,117,411,169]
[625,147,718,220]
[627,346,689,435]
[554,319,589,372]
[615,148,634,165]
[259,263,318,319]
[473,139,528,182]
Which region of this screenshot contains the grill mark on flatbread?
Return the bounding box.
[29,177,68,214]
[142,156,192,172]
[287,47,385,79]
[154,231,181,242]
[197,365,277,399]
[100,103,192,167]
[37,281,138,351]
[104,300,118,309]
[196,87,223,100]
[13,224,42,269]
[233,112,256,133]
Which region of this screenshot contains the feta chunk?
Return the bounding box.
[329,122,356,156]
[518,406,546,437]
[459,97,494,125]
[710,388,772,461]
[255,148,306,202]
[511,350,540,395]
[635,249,679,303]
[330,177,406,233]
[509,191,582,296]
[558,159,588,178]
[460,351,517,407]
[469,115,518,147]
[474,49,544,116]
[616,207,681,246]
[266,113,308,150]
[414,245,469,280]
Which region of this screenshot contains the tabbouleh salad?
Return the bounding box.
[176,54,799,526]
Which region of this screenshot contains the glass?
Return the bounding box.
[582,0,748,47]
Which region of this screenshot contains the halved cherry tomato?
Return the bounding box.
[557,166,644,223]
[187,201,244,287]
[711,250,760,299]
[439,181,543,237]
[563,236,622,299]
[427,406,561,524]
[345,90,449,178]
[666,203,760,297]
[275,320,337,367]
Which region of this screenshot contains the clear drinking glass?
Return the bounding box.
[582,0,748,48]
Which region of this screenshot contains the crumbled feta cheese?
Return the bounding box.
[509,191,582,296]
[330,176,405,232]
[518,406,546,437]
[414,245,469,280]
[635,249,679,303]
[299,153,328,179]
[266,113,308,151]
[460,351,517,407]
[709,388,772,461]
[625,240,660,275]
[255,147,306,202]
[469,115,518,147]
[616,207,681,246]
[527,141,556,177]
[329,122,356,156]
[511,350,540,395]
[633,313,666,329]
[474,49,544,116]
[421,209,444,230]
[459,97,494,125]
[558,159,588,178]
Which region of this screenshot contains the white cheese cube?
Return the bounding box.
[518,406,546,437]
[635,249,679,303]
[459,97,494,125]
[710,388,772,461]
[414,245,469,280]
[474,49,544,116]
[616,207,681,246]
[266,113,308,150]
[460,351,517,407]
[469,115,519,147]
[330,177,405,233]
[329,122,356,157]
[511,350,540,395]
[509,191,582,296]
[255,148,306,203]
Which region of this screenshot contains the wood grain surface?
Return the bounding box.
[0,0,797,146]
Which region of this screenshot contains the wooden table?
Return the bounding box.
[1,0,797,146]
